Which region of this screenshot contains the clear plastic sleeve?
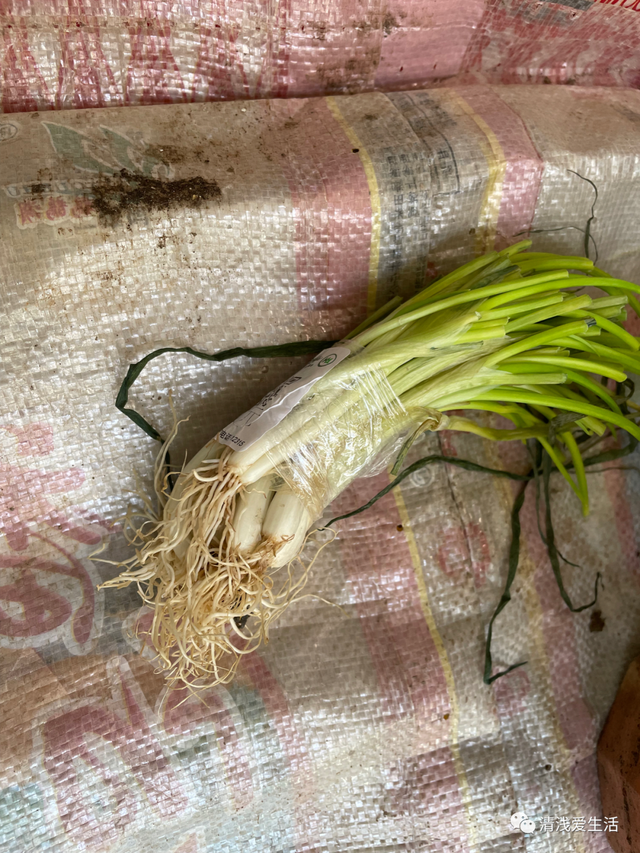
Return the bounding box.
[262,346,430,521]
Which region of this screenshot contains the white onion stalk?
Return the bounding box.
[230,475,275,555]
[101,241,640,686]
[261,487,312,568]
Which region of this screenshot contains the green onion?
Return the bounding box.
[102,241,640,686]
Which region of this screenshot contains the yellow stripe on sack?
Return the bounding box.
[393,486,478,850]
[448,91,507,255]
[325,96,380,315]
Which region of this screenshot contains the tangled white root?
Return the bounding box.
[100,426,329,688]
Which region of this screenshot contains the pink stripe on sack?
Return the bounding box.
[270,99,373,337]
[332,475,450,726]
[573,753,612,853]
[284,0,383,98]
[376,0,485,89]
[453,86,545,248]
[524,500,596,755]
[624,310,640,337]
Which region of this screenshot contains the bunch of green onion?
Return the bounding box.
[104,240,640,686]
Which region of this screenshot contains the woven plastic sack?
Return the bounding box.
[3,1,640,112]
[2,84,640,851]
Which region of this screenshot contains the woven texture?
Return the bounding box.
[2,1,640,112]
[2,84,640,851]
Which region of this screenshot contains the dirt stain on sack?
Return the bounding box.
[92,169,221,225]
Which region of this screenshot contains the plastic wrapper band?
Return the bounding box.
[261,345,424,521]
